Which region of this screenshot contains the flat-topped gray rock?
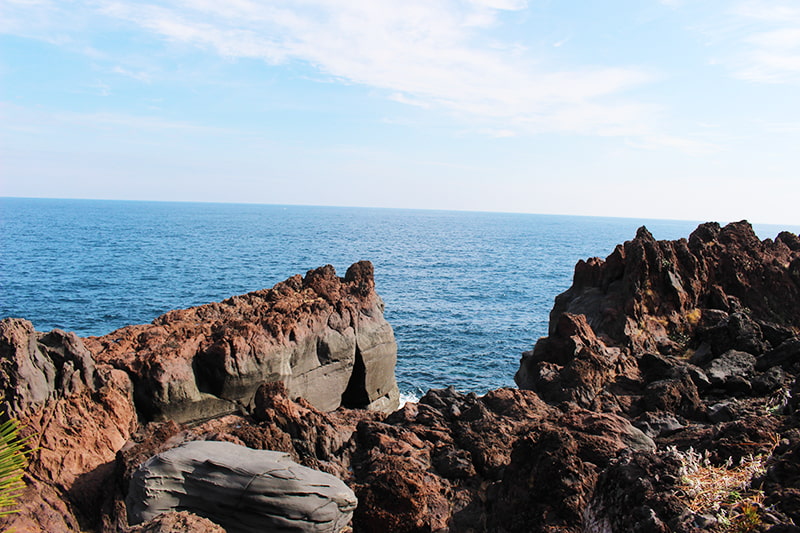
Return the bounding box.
[127,440,357,533]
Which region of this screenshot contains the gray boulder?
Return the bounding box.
[704,349,757,389]
[756,337,800,371]
[127,441,357,533]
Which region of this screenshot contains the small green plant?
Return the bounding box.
[725,489,742,503]
[0,414,29,517]
[730,501,762,533]
[668,330,690,347]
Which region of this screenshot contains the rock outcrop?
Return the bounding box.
[127,441,357,533]
[513,221,800,531]
[110,382,655,533]
[85,261,399,423]
[542,221,798,355]
[516,221,800,413]
[3,222,800,532]
[128,511,226,533]
[0,318,137,531]
[0,262,398,532]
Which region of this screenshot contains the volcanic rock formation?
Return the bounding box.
[85,261,399,423]
[0,318,137,532]
[516,221,800,412]
[2,222,800,532]
[0,262,398,531]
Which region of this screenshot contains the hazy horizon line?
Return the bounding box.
[4,195,800,233]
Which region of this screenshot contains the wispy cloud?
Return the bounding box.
[0,102,250,136]
[625,133,720,155]
[111,66,152,83]
[704,0,800,84]
[2,0,664,140]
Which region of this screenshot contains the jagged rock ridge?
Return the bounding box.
[516,221,800,412]
[2,222,800,532]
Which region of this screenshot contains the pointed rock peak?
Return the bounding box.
[305,264,337,281]
[635,226,655,241]
[689,222,721,245]
[554,312,595,340]
[345,260,374,284]
[303,264,342,301]
[719,220,759,246]
[344,261,376,296]
[777,231,800,251]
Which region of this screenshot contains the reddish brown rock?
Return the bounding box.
[511,222,800,531]
[0,475,83,533]
[543,222,800,355]
[0,318,137,532]
[4,223,800,532]
[85,262,399,423]
[127,511,225,533]
[517,222,800,422]
[515,312,639,409]
[350,387,653,532]
[109,383,654,533]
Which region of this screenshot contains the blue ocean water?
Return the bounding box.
[2,198,797,400]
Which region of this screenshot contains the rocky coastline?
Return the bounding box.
[1,221,799,532]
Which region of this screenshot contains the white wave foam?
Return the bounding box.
[399,391,420,406]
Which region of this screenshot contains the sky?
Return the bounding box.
[1,0,799,225]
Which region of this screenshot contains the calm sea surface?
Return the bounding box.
[2,198,797,400]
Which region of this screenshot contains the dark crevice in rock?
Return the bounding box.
[316,337,332,366]
[341,347,369,409]
[192,348,225,398]
[84,261,399,423]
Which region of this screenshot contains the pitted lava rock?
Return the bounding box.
[3,222,800,532]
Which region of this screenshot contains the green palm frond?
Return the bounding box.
[0,414,30,517]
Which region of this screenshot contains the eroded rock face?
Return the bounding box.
[128,511,226,533]
[584,451,687,533]
[517,221,800,419]
[543,221,800,354]
[5,224,800,532]
[0,318,97,417]
[0,262,398,531]
[85,261,399,423]
[515,312,639,409]
[0,318,137,531]
[513,221,800,531]
[127,441,357,533]
[124,384,654,533]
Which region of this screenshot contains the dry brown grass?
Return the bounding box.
[671,446,772,532]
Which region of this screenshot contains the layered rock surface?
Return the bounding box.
[127,441,357,532]
[85,261,399,422]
